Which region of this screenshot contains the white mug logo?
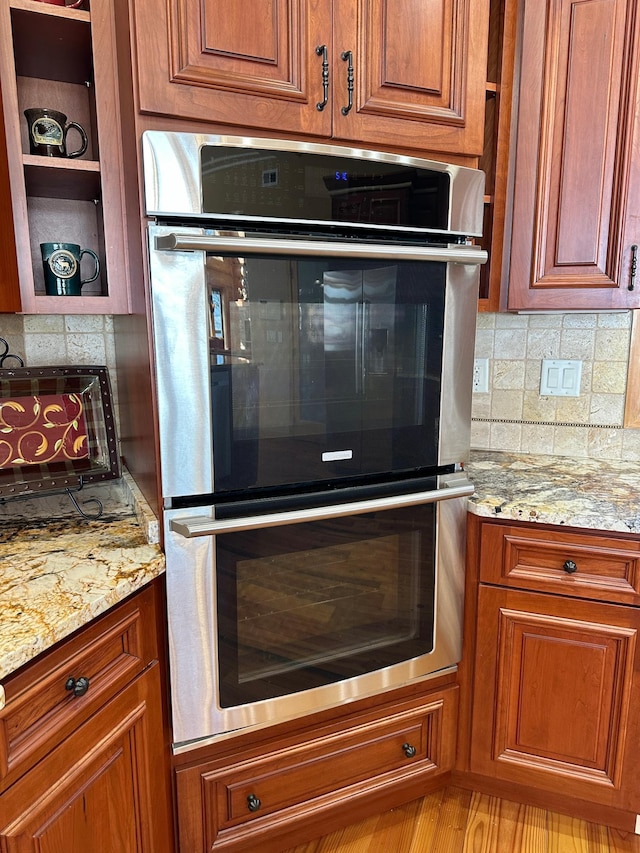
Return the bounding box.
[31,117,63,147]
[48,249,78,280]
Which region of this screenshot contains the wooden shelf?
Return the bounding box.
[23,154,100,199]
[10,5,92,84]
[27,293,108,313]
[9,0,90,20]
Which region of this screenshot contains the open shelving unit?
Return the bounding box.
[478,0,519,312]
[0,0,131,314]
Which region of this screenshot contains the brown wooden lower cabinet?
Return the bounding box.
[0,664,170,852]
[459,514,640,833]
[174,685,459,852]
[0,582,174,853]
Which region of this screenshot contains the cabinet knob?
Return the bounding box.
[65,676,90,697]
[562,559,578,574]
[402,742,417,758]
[247,794,261,812]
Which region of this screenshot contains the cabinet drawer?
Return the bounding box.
[176,686,457,851]
[479,522,640,604]
[220,713,430,826]
[0,584,158,789]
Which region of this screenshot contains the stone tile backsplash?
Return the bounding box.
[472,311,640,461]
[1,311,638,464]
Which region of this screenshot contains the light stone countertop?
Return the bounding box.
[467,450,640,534]
[2,450,637,684]
[0,471,164,682]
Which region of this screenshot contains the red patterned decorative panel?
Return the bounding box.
[0,394,89,467]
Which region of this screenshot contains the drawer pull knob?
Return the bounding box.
[247,794,261,812]
[563,560,578,574]
[402,742,417,758]
[65,676,90,697]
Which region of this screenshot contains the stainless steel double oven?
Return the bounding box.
[142,132,486,750]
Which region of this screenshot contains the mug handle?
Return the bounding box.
[66,1,84,7]
[79,249,100,286]
[64,121,88,158]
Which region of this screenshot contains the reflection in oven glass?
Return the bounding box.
[236,532,415,680]
[216,507,435,707]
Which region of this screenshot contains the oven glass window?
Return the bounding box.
[215,503,436,707]
[208,254,445,494]
[200,145,450,231]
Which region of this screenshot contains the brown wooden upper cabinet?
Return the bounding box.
[131,0,490,158]
[506,0,640,310]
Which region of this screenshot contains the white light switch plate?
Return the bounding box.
[473,358,489,393]
[540,359,582,396]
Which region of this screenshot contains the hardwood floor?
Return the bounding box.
[283,787,640,852]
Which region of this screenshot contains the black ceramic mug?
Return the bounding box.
[24,108,88,158]
[41,243,100,296]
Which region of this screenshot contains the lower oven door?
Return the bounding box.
[164,477,471,748]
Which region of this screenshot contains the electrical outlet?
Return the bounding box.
[473,358,489,393]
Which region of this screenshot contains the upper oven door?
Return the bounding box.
[148,227,485,502]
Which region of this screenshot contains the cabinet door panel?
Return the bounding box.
[333,0,490,155]
[550,1,619,273]
[0,666,171,853]
[471,586,640,810]
[175,2,303,97]
[357,0,450,116]
[23,740,138,853]
[134,0,332,137]
[497,610,629,773]
[507,0,640,309]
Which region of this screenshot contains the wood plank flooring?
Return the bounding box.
[283,787,640,852]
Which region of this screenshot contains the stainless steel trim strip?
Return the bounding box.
[169,481,475,538]
[155,234,488,265]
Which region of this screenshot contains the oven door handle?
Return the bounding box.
[169,480,475,538]
[155,234,488,265]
